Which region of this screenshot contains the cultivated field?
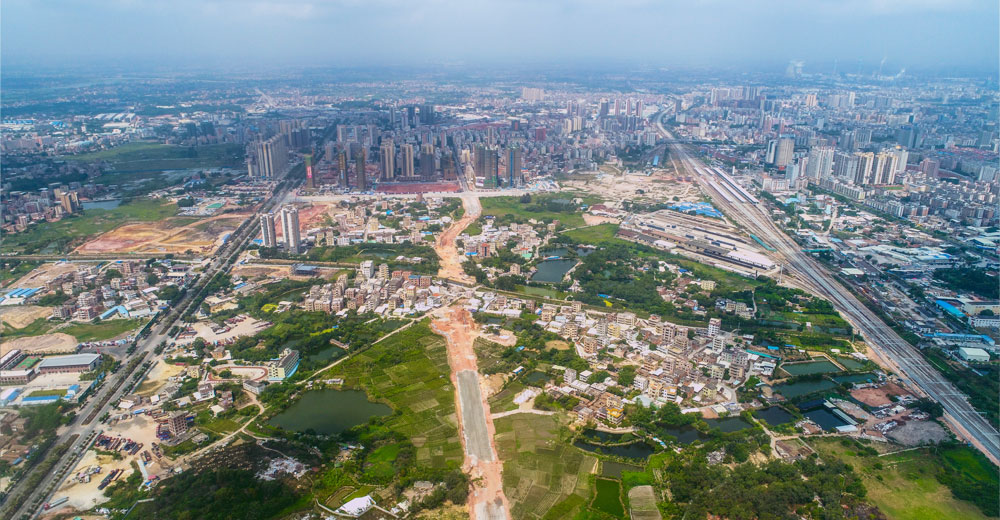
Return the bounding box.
[494,413,597,520]
[321,321,463,469]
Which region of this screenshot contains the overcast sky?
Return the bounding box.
[2,0,998,74]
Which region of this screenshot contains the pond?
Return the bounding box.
[657,425,706,445]
[522,371,549,386]
[306,345,345,363]
[780,360,841,376]
[269,389,392,435]
[574,440,657,460]
[602,460,643,478]
[580,429,626,444]
[804,408,850,431]
[706,416,754,432]
[531,259,577,283]
[82,199,122,210]
[837,357,867,371]
[773,379,837,399]
[833,373,877,386]
[754,406,794,426]
[539,247,594,259]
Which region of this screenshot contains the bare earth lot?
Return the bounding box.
[1,332,78,354]
[0,305,53,329]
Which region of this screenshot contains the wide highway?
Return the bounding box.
[653,110,1000,464]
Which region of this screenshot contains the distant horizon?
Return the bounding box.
[2,0,998,76]
[0,59,996,80]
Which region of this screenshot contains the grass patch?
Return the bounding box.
[194,409,246,436]
[561,223,620,244]
[1,318,56,339]
[481,196,586,228]
[495,413,596,519]
[60,318,144,342]
[28,389,67,398]
[474,337,510,376]
[363,444,401,481]
[465,220,483,236]
[0,198,177,254]
[812,438,997,520]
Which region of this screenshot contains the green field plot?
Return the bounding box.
[560,223,620,244]
[481,196,586,228]
[68,142,244,171]
[487,380,526,413]
[464,220,483,236]
[321,321,462,469]
[592,478,626,518]
[494,413,597,520]
[60,318,144,342]
[474,337,516,377]
[812,439,998,520]
[0,198,178,254]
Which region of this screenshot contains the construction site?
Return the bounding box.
[73,214,248,255]
[559,166,702,207]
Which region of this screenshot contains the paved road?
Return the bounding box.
[457,370,492,463]
[653,111,1000,463]
[2,178,299,520]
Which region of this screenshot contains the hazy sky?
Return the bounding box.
[2,0,998,73]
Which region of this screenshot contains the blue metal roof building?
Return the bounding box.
[935,299,965,319]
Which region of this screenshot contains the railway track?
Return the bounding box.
[652,112,1000,462]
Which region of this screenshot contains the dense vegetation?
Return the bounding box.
[112,468,297,520]
[924,348,999,428]
[933,267,999,299]
[664,455,868,519]
[259,242,440,274]
[213,309,399,366]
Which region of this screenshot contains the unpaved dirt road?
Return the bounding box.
[435,194,481,284]
[431,305,510,520]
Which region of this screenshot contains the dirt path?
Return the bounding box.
[435,194,481,284]
[431,305,510,520]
